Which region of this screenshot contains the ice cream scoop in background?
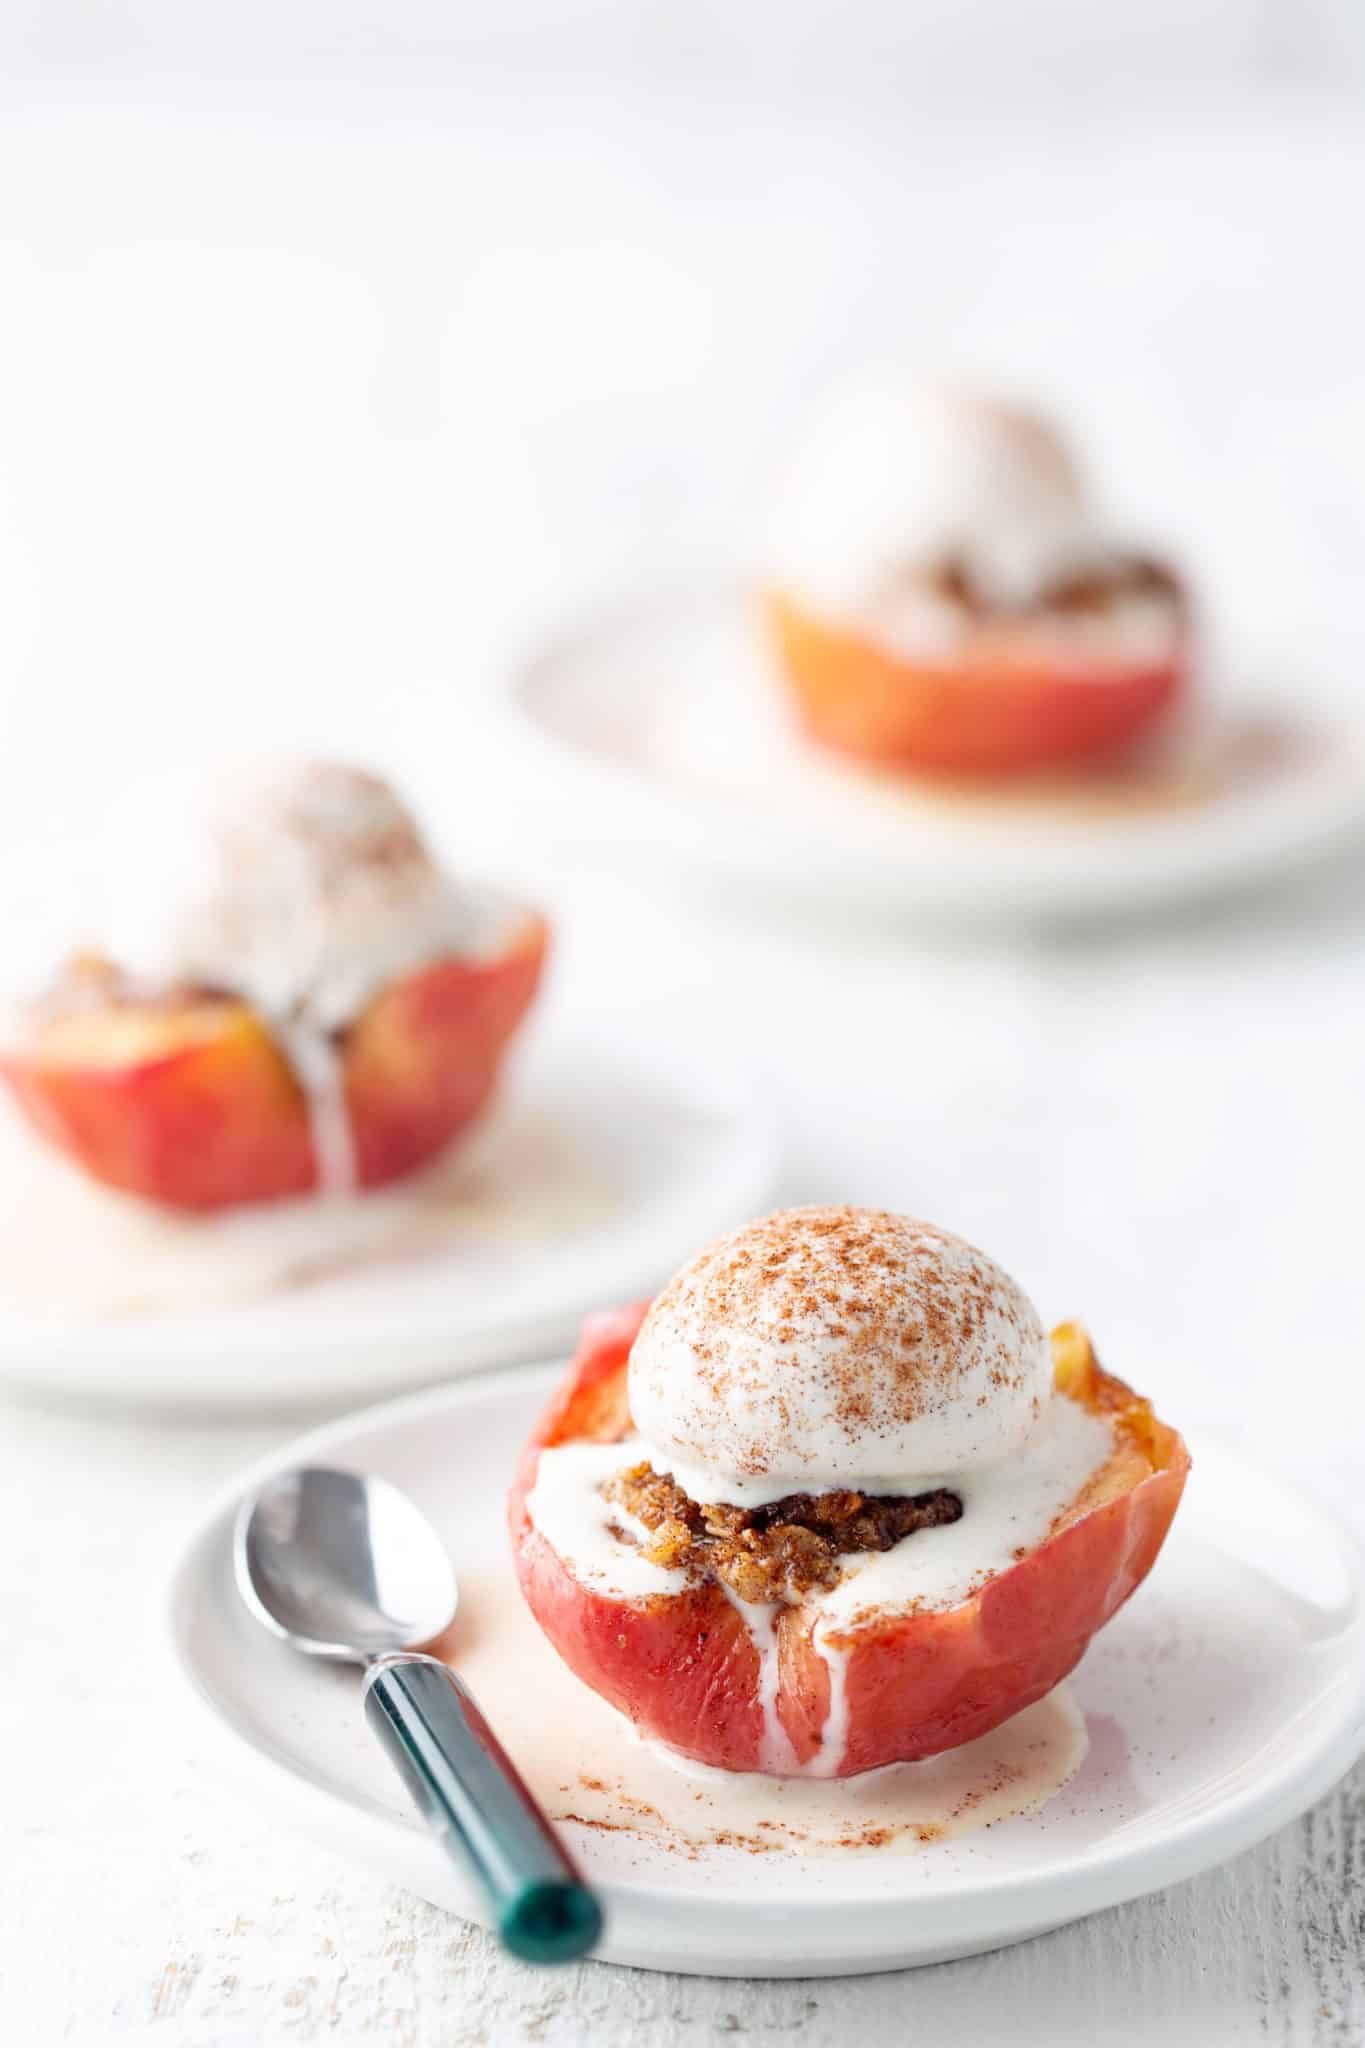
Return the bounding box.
[761,371,1191,776]
[100,758,482,1035]
[765,376,1103,624]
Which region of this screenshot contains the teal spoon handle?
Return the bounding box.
[362,1653,603,1963]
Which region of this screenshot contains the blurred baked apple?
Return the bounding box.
[0,762,548,1210]
[763,379,1190,778]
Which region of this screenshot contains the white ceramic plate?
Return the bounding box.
[500,586,1365,922]
[168,1362,1365,1977]
[0,1023,778,1408]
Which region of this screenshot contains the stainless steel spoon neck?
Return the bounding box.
[359,1649,452,1696]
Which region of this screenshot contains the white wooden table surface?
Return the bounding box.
[4,883,1364,2048]
[1,86,1364,2048]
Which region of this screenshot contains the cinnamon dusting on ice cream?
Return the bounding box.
[628,1206,1051,1505]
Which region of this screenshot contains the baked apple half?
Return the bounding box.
[0,921,547,1211]
[763,380,1191,780]
[0,761,548,1210]
[510,1209,1188,1777]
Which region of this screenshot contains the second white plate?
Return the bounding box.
[0,1019,778,1407]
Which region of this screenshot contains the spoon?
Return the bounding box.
[234,1464,603,1964]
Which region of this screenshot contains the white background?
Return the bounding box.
[1,9,1364,2044]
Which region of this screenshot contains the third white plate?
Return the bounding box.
[502,586,1365,922]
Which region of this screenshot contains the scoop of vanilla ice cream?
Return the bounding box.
[102,759,474,1032]
[767,376,1106,621]
[628,1207,1052,1508]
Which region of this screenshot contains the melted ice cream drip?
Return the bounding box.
[719,1586,799,1775]
[273,1020,357,1200]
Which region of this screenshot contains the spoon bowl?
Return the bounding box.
[237,1466,456,1661]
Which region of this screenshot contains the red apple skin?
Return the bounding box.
[766,589,1190,780]
[346,917,549,1190]
[509,1310,1189,1776]
[0,915,549,1211]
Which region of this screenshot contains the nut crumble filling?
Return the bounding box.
[606,1460,963,1605]
[903,552,1184,623]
